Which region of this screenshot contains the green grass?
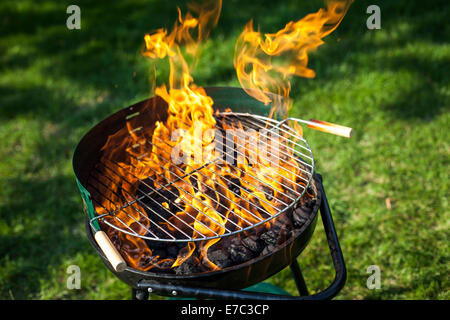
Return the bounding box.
[0,0,449,300]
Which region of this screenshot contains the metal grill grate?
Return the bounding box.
[87,113,314,242]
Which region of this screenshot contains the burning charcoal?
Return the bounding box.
[109,231,122,248]
[136,178,155,195]
[216,235,239,250]
[207,250,233,269]
[156,259,174,270]
[298,185,317,208]
[292,214,307,228]
[260,230,278,246]
[189,175,199,193]
[284,190,299,201]
[262,186,274,201]
[140,195,174,222]
[137,254,157,270]
[174,256,204,275]
[261,244,275,257]
[227,178,242,196]
[270,215,293,244]
[138,184,180,223]
[272,213,292,229]
[242,236,265,255]
[292,207,311,229]
[305,198,317,210]
[277,226,293,244]
[229,243,254,264]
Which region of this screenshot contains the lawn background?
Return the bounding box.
[0,0,448,299]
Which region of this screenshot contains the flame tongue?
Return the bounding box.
[234,0,353,118]
[143,0,222,90]
[143,0,221,156]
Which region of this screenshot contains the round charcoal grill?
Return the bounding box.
[73,87,347,299]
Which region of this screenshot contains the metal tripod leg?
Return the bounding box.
[290,259,309,296]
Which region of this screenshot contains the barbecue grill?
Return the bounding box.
[73,86,347,300]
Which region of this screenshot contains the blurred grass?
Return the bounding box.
[0,0,449,299]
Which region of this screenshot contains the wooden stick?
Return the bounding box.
[94,231,127,272]
[279,117,353,138]
[306,118,353,138]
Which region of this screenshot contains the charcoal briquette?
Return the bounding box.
[242,236,265,254]
[292,207,312,228]
[260,230,278,246]
[208,250,233,268]
[227,178,242,196]
[229,243,254,264]
[261,244,275,257]
[174,257,204,275]
[154,259,173,270]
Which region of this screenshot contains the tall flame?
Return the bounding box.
[142,0,223,269]
[234,0,353,118]
[143,0,221,90]
[143,0,221,165]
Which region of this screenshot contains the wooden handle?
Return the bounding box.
[94,231,127,272]
[307,118,353,138]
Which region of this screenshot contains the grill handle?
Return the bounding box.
[277,117,353,138]
[94,230,127,272]
[137,174,347,300]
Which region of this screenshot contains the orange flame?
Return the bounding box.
[234,0,353,118]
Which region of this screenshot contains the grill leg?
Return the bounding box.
[290,259,309,296]
[132,288,149,300]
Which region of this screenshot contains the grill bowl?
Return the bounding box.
[74,86,320,290]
